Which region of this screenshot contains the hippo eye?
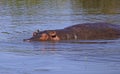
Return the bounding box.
[51,35,56,38]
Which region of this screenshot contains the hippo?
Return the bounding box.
[23,23,120,42]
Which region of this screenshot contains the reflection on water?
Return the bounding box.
[0,0,120,74]
[1,39,120,74]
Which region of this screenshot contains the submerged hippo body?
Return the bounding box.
[24,23,120,42]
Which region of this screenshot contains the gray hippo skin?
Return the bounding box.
[23,23,120,42]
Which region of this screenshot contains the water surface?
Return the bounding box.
[0,0,120,74]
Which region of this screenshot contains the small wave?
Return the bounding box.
[59,40,118,44]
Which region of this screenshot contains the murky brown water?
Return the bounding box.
[0,0,120,74]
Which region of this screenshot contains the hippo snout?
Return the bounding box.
[23,36,42,42]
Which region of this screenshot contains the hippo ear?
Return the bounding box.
[49,31,56,36]
[33,32,37,36]
[33,29,40,36]
[36,29,40,33]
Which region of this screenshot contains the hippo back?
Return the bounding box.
[63,23,120,40]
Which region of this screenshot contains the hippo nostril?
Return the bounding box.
[23,39,31,42]
[23,39,26,41]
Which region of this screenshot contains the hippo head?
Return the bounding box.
[23,30,60,42]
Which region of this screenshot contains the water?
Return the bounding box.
[0,0,120,74]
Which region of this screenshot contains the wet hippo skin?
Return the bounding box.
[23,23,120,42]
